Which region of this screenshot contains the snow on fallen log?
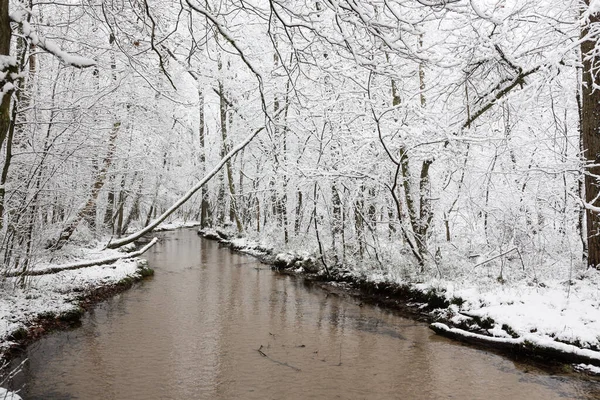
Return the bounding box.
[430,322,600,366]
[4,238,158,278]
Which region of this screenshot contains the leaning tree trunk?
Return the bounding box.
[581,3,600,268]
[106,123,269,249]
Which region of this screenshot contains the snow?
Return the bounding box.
[0,56,16,71]
[155,220,201,231]
[574,363,600,375]
[432,322,600,361]
[589,0,600,16]
[469,0,502,25]
[0,388,22,400]
[9,13,95,69]
[0,248,145,359]
[425,274,600,351]
[1,83,14,94]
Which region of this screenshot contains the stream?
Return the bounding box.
[7,228,600,399]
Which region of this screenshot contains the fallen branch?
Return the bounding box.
[256,345,301,372]
[472,247,517,269]
[5,238,158,277]
[430,322,600,366]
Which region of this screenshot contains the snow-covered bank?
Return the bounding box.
[0,219,202,361]
[199,228,600,369]
[0,241,155,361]
[154,220,201,232]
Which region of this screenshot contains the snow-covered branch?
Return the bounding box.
[5,238,158,277]
[9,11,95,69]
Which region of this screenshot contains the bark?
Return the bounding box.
[294,190,303,234]
[577,88,588,262]
[198,90,210,228]
[218,81,242,232]
[116,175,126,236]
[104,178,115,231]
[418,35,426,108]
[279,57,292,243]
[121,181,142,235]
[0,0,14,228]
[581,3,600,268]
[354,188,366,257]
[238,148,246,225]
[331,184,342,263]
[0,0,12,153]
[418,159,433,239]
[399,147,418,237]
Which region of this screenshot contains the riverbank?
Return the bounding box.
[0,220,201,365]
[198,227,600,375]
[0,245,155,363]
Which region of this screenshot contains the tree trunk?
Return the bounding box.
[294,189,303,235]
[104,178,115,231]
[198,90,210,228]
[0,0,12,152]
[0,0,14,229]
[116,174,126,237]
[218,79,242,232]
[106,124,268,249]
[581,4,600,268]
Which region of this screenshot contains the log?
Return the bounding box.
[5,237,158,277]
[430,322,600,366]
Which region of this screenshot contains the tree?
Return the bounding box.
[0,0,15,228]
[581,1,600,268]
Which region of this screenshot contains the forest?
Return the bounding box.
[2,0,600,381]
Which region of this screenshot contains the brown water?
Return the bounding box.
[7,229,600,399]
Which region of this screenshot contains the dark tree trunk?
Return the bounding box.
[0,0,13,228]
[581,4,600,268]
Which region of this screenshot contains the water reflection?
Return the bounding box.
[7,229,600,399]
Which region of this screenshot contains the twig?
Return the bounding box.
[472,247,517,269]
[257,345,267,357]
[256,345,301,372]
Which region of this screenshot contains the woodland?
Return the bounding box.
[0,0,599,295]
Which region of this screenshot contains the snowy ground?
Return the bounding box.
[0,387,22,400]
[0,255,143,357]
[0,231,174,361]
[427,272,600,351]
